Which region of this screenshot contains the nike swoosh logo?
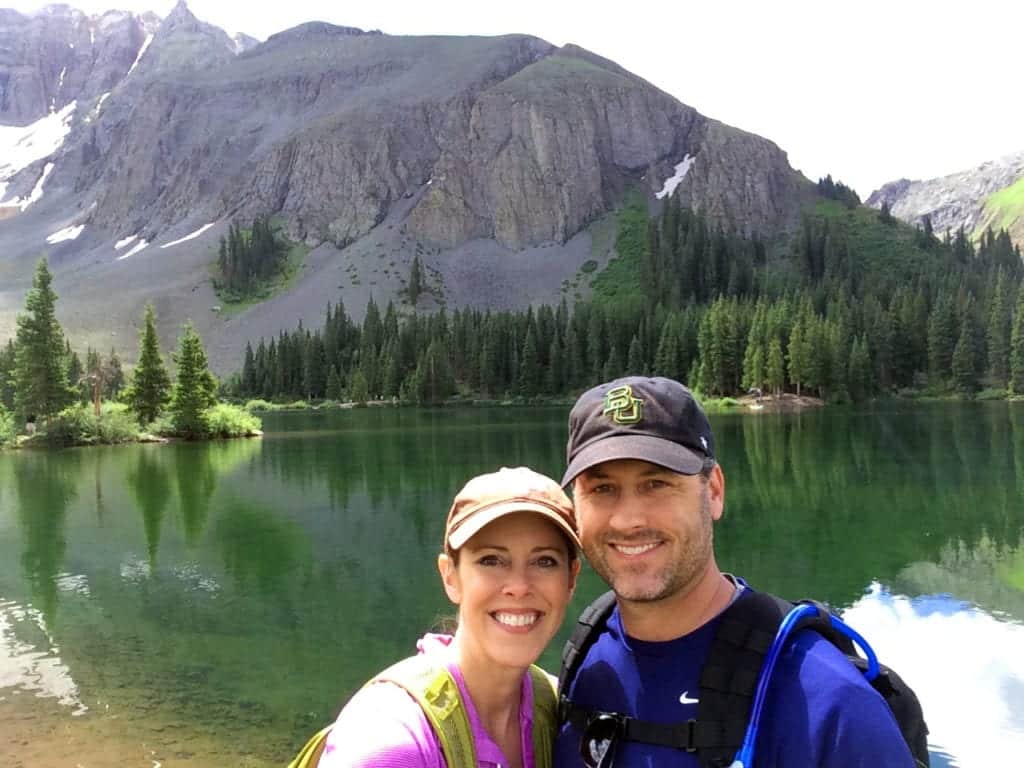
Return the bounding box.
[679,691,699,705]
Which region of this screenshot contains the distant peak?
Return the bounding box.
[165,0,197,25]
[263,21,380,48]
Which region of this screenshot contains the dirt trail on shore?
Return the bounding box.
[0,692,278,768]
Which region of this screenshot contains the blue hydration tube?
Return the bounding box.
[728,604,881,768]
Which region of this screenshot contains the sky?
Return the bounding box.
[8,0,1024,198]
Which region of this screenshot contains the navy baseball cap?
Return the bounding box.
[561,376,716,487]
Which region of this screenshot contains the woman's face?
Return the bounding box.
[440,512,579,671]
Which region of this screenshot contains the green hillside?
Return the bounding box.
[978,176,1024,246]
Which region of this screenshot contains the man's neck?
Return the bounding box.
[618,563,735,642]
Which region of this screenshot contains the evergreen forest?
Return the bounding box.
[229,182,1024,405]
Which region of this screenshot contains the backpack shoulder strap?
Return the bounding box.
[372,654,478,767]
[695,590,794,767]
[286,725,332,768]
[558,590,617,699]
[529,665,558,768]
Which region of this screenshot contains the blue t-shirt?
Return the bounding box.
[554,588,915,768]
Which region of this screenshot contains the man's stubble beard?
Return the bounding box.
[584,489,714,604]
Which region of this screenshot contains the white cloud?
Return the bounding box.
[843,583,1024,767]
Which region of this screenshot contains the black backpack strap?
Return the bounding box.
[694,591,797,767]
[557,589,617,706]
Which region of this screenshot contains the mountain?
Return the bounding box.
[0,4,160,125]
[866,151,1024,247]
[0,2,814,372]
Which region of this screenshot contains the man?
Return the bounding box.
[553,376,916,767]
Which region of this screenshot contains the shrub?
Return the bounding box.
[0,406,14,447]
[205,403,262,438]
[40,403,142,446]
[976,387,1008,401]
[244,399,274,412]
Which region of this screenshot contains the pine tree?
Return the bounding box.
[325,366,343,401]
[518,328,540,396]
[66,348,85,403]
[848,336,872,403]
[127,304,172,424]
[927,292,956,383]
[14,258,74,423]
[408,255,423,304]
[952,312,979,395]
[349,369,369,405]
[626,335,644,376]
[1011,284,1024,395]
[766,337,785,396]
[105,348,125,400]
[547,333,565,394]
[241,343,257,395]
[787,318,806,396]
[169,323,218,437]
[986,269,1012,387]
[0,339,16,411]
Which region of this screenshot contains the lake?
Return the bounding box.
[1,403,1022,767]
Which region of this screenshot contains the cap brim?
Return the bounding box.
[561,434,707,487]
[447,501,581,551]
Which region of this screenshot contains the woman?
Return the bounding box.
[315,466,580,768]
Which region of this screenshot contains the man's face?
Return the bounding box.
[572,458,724,604]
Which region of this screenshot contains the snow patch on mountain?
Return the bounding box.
[0,102,77,195]
[46,224,85,244]
[85,92,111,123]
[22,162,55,210]
[160,222,215,248]
[115,235,139,250]
[118,239,149,259]
[127,34,153,76]
[656,154,696,200]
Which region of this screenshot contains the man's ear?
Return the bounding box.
[438,552,461,604]
[707,464,726,521]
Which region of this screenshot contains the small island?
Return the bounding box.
[0,259,260,450]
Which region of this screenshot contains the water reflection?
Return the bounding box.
[0,404,1022,766]
[844,584,1024,767]
[126,448,171,571]
[13,453,77,627]
[0,599,86,714]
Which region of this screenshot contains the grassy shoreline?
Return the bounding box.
[2,402,262,450]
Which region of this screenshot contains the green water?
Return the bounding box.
[1,403,1023,767]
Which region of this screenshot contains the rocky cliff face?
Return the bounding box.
[0,4,158,126]
[867,152,1024,245]
[5,4,809,252]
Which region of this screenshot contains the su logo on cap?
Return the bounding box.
[603,385,643,425]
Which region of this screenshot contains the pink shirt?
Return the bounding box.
[320,634,539,768]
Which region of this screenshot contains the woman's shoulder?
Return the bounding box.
[319,680,444,768]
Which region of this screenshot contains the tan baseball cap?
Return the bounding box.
[445,467,580,552]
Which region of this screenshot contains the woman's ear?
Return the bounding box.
[438,552,461,604]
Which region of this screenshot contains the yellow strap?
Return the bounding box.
[286,725,331,768]
[528,665,557,768]
[288,658,559,768]
[373,655,478,767]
